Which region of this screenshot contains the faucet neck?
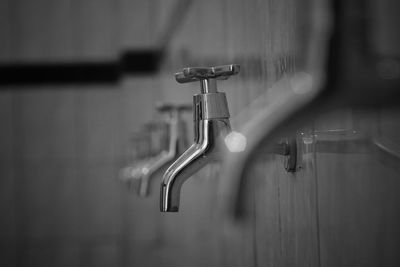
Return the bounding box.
[200,78,217,93]
[167,109,179,121]
[193,91,230,143]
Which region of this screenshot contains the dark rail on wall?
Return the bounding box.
[0,0,193,87]
[0,50,163,86]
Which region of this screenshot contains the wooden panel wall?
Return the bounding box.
[314,110,400,267]
[0,0,399,267]
[0,1,161,266]
[158,1,319,266]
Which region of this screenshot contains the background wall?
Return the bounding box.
[0,0,399,267]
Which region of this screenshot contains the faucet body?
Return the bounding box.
[161,118,230,211]
[160,64,239,212]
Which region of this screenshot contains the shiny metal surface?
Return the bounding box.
[193,93,230,120]
[160,64,239,212]
[273,138,297,172]
[199,79,217,93]
[175,64,240,83]
[160,119,230,212]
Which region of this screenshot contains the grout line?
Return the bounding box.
[312,130,322,267]
[277,170,284,261]
[252,172,258,267]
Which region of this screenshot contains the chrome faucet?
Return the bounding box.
[119,130,153,191]
[160,64,240,212]
[137,103,191,196]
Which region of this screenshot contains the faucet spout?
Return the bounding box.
[161,119,230,212]
[160,64,239,212]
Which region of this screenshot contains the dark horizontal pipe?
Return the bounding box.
[0,62,119,85]
[0,49,163,86]
[121,50,163,74]
[0,0,192,87]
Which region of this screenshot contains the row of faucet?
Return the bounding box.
[119,64,298,220]
[119,64,239,212]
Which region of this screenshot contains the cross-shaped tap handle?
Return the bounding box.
[175,64,240,84]
[175,64,239,94]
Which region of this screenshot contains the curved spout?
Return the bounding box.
[161,119,230,212]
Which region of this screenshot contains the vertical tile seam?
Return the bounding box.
[312,128,322,267]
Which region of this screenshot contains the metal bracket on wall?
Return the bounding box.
[300,129,400,167]
[271,138,297,172]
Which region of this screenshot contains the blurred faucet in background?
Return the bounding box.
[119,123,164,192]
[119,129,154,190]
[137,103,191,196]
[119,103,191,196]
[160,64,239,212]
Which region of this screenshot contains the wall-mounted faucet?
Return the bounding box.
[119,103,191,196]
[119,130,154,191]
[160,64,240,212]
[137,103,191,196]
